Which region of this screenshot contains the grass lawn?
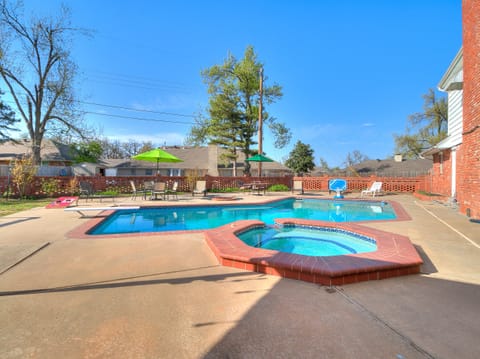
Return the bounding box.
[0,198,53,217]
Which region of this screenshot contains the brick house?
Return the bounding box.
[423,0,480,218]
[459,0,480,218]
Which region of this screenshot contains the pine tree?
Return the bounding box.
[285,141,315,176]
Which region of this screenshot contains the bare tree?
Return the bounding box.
[99,138,124,159]
[122,139,145,157]
[344,150,369,167]
[0,1,90,164]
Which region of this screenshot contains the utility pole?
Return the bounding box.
[258,67,263,177]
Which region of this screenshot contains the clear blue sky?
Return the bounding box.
[18,0,462,167]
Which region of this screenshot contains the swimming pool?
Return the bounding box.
[237,225,377,256]
[89,198,397,235]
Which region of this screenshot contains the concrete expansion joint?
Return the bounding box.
[0,242,50,276]
[414,201,480,249]
[335,288,436,359]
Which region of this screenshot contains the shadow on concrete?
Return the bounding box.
[414,244,438,274]
[0,265,266,297]
[201,275,480,359]
[0,216,40,228]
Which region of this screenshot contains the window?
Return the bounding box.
[169,168,182,176]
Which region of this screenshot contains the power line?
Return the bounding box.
[77,100,196,118]
[80,111,195,125]
[83,69,191,92]
[1,93,199,123]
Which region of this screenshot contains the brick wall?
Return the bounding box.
[430,150,453,196]
[460,0,480,218]
[0,175,430,198]
[295,176,428,193]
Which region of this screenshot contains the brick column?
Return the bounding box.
[460,0,480,217]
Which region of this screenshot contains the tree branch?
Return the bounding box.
[0,71,30,123]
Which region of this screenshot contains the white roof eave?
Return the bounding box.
[438,47,463,91]
[421,136,462,156]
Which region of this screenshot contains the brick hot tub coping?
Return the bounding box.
[204,219,423,286]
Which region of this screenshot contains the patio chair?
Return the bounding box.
[79,181,95,202]
[130,180,149,200]
[166,181,179,200]
[237,180,252,194]
[292,180,304,194]
[152,182,167,200]
[143,181,154,198]
[251,181,268,195]
[361,181,383,197]
[192,180,207,197]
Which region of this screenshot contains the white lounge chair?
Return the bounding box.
[361,181,383,197]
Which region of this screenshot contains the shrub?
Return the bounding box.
[268,184,289,192]
[185,168,202,191]
[40,178,60,197]
[67,178,79,195]
[10,155,37,199]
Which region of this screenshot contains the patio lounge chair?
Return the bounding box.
[361,181,383,197]
[192,180,207,197]
[292,180,304,194]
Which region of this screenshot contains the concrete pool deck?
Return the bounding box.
[0,193,479,358]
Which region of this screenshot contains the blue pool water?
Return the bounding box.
[89,198,396,235]
[238,225,377,256]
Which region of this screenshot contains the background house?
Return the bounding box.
[0,141,290,177]
[350,156,432,177]
[73,145,291,177]
[311,155,432,177]
[0,139,74,176]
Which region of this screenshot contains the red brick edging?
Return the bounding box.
[205,219,422,286]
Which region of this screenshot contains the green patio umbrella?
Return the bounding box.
[246,153,274,176]
[132,148,183,174]
[246,154,274,163]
